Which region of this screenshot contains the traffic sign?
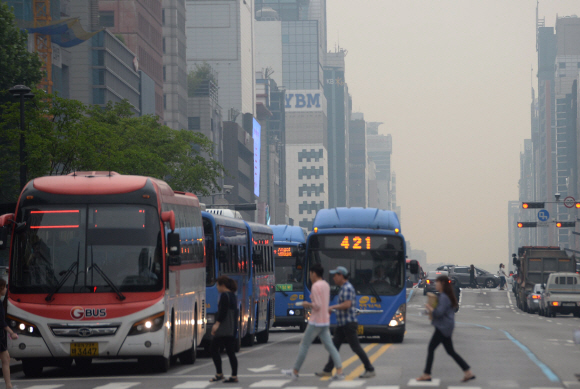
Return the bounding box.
[564,196,576,208]
[537,221,549,228]
[538,209,550,222]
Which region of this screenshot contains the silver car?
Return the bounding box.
[526,284,542,313]
[449,266,499,288]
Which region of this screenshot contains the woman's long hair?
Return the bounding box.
[217,276,238,292]
[436,275,458,309]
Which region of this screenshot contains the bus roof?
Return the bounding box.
[202,211,247,230]
[32,172,148,195]
[245,221,273,236]
[270,225,306,244]
[312,208,401,231]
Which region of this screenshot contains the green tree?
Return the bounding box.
[187,62,217,97]
[0,3,43,102]
[0,93,226,200]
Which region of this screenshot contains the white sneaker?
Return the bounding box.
[331,373,345,381]
[282,369,299,381]
[359,370,376,378]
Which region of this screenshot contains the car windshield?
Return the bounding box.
[10,204,163,294]
[308,234,405,296]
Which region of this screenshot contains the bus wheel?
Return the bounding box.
[181,316,197,365]
[242,332,255,347]
[256,323,269,344]
[22,359,43,378]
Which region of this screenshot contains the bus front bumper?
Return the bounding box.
[274,316,306,328]
[330,323,405,337]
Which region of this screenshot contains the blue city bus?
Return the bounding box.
[270,225,307,332]
[202,212,252,351]
[305,208,418,343]
[244,222,275,345]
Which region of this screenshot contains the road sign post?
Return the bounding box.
[564,196,576,208]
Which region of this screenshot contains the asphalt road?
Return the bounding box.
[8,287,580,389]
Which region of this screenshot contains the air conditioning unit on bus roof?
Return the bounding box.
[206,209,244,219]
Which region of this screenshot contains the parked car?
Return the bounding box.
[539,272,580,317]
[449,266,499,288]
[436,264,456,272]
[526,284,542,313]
[423,271,448,296]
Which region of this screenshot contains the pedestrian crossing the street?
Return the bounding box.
[13,379,568,389]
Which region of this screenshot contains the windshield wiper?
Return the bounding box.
[90,263,126,301]
[46,261,78,302]
[366,283,382,303]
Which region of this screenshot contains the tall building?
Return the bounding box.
[348,113,367,207]
[508,201,520,272]
[162,0,188,130]
[98,0,165,118]
[324,49,349,207]
[185,0,255,123]
[223,121,254,220]
[367,129,392,210]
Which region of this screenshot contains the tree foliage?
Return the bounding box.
[0,3,43,103]
[0,92,226,201]
[187,62,217,97]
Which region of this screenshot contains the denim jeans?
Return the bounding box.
[293,324,342,372]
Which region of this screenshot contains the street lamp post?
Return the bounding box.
[8,85,32,191]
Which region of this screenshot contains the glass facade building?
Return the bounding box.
[282,21,323,90]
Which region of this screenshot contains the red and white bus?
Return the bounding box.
[0,172,205,377]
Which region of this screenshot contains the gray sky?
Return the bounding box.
[327,1,580,270]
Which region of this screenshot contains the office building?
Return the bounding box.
[223,121,254,220]
[508,201,520,272]
[367,131,392,210]
[348,113,367,207]
[186,0,255,122]
[367,160,379,208]
[162,0,188,130]
[324,49,349,207]
[98,0,165,118]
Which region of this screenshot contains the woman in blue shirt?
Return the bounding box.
[417,275,475,382]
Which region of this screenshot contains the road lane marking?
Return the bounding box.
[93,384,140,389]
[24,386,64,389]
[367,387,399,389]
[501,330,560,383]
[173,382,211,389]
[345,344,392,381]
[320,343,378,381]
[285,387,318,389]
[329,381,365,388]
[175,334,304,375]
[449,387,482,389]
[407,378,440,386]
[250,380,291,387]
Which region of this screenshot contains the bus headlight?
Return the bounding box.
[7,315,41,337]
[128,312,165,336]
[206,314,216,324]
[389,304,405,327]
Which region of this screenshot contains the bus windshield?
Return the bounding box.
[308,234,405,296]
[11,204,163,294]
[274,245,304,291]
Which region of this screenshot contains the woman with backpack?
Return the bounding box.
[210,276,239,383]
[417,275,475,383]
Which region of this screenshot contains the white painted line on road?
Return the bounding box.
[507,292,513,305]
[407,379,440,386]
[530,387,564,389]
[24,386,64,389]
[367,386,400,389]
[547,320,553,322]
[496,317,501,319]
[329,381,365,388]
[486,303,490,306]
[93,384,140,389]
[250,380,291,388]
[448,387,482,389]
[557,323,562,325]
[285,387,318,389]
[173,382,211,389]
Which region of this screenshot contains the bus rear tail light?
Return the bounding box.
[128,312,165,336]
[389,304,405,327]
[7,315,41,337]
[552,302,559,307]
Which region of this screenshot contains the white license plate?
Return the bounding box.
[562,302,576,307]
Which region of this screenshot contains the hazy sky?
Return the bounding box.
[327,1,580,270]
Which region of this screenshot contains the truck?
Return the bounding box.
[513,246,576,312]
[538,272,580,317]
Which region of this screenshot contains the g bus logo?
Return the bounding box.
[70,306,107,320]
[359,296,369,304]
[290,294,298,301]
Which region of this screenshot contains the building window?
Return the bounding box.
[92,50,104,66]
[93,88,105,104]
[162,9,165,25]
[163,66,166,81]
[99,11,115,28]
[188,117,201,130]
[298,166,324,179]
[298,149,323,162]
[163,38,166,54]
[282,35,289,43]
[559,62,566,69]
[163,94,167,109]
[92,69,105,85]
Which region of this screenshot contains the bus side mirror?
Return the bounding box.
[167,232,181,266]
[218,246,228,263]
[0,227,7,250]
[408,260,419,274]
[253,249,264,266]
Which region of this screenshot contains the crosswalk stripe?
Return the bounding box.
[286,387,318,389]
[250,380,292,387]
[407,378,441,386]
[320,343,379,381]
[24,386,65,389]
[173,381,211,389]
[367,386,400,389]
[448,387,482,389]
[329,381,365,388]
[345,344,392,380]
[92,384,140,389]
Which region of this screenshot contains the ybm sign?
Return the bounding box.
[285,90,325,112]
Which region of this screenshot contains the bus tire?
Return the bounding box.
[180,312,198,365]
[256,323,270,344]
[242,332,255,347]
[156,356,171,373]
[22,359,43,378]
